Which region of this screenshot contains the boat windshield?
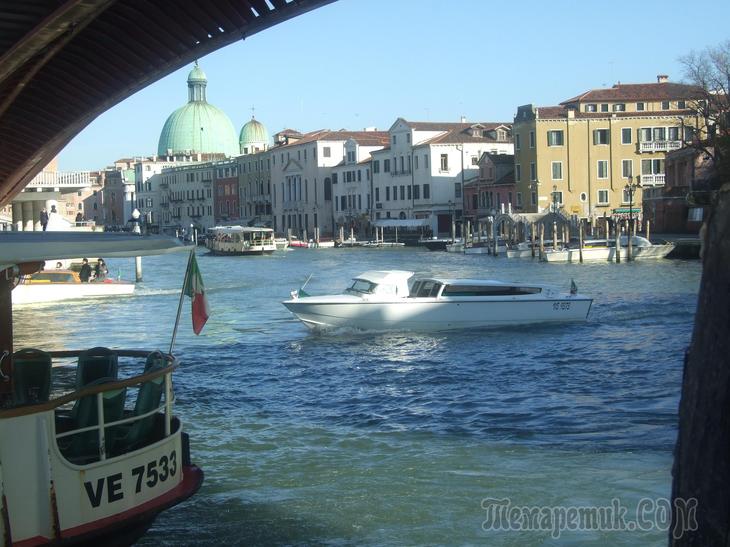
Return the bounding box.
[346,279,377,295]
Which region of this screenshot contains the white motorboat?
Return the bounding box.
[0,231,203,545]
[506,242,538,259]
[206,225,276,255]
[541,236,675,263]
[283,270,592,331]
[274,237,289,250]
[12,266,135,305]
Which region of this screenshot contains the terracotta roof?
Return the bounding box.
[278,130,389,147]
[528,106,697,121]
[418,123,513,145]
[561,82,704,104]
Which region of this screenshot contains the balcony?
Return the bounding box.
[639,174,666,187]
[391,169,412,177]
[639,141,682,153]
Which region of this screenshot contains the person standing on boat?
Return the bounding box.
[39,207,49,231]
[79,258,92,282]
[94,258,108,281]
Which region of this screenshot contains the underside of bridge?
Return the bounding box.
[0,0,335,208]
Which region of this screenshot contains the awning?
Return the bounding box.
[612,207,641,214]
[373,219,430,228]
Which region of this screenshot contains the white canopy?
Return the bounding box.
[372,219,429,228]
[0,232,189,271]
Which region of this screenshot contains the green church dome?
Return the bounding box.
[239,117,269,153]
[157,63,238,157]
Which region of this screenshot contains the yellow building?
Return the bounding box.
[512,76,704,223]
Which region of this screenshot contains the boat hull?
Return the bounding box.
[208,247,275,256]
[12,281,135,305]
[283,297,592,331]
[542,244,675,262]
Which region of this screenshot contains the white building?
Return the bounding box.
[157,162,217,234]
[370,118,513,236]
[270,129,387,238]
[331,134,389,237]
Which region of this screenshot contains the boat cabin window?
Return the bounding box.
[412,280,442,298]
[346,279,377,294]
[30,272,76,283]
[441,285,542,297]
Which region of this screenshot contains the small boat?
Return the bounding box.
[419,237,457,252]
[541,236,675,263]
[274,237,289,251]
[206,225,276,255]
[283,270,592,331]
[0,231,203,545]
[12,265,135,305]
[506,242,538,259]
[288,238,310,248]
[464,241,490,254]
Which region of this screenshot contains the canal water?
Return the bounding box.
[13,247,701,545]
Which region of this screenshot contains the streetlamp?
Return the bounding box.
[624,176,638,237]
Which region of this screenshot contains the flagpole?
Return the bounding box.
[169,248,195,355]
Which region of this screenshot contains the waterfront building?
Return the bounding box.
[142,63,241,230]
[463,153,515,228]
[238,118,273,227]
[270,129,384,238]
[102,159,137,227]
[512,76,704,225]
[213,158,241,225]
[369,118,513,237]
[10,157,99,231]
[643,145,713,233]
[331,132,390,238]
[157,162,216,234]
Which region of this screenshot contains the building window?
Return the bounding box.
[585,104,597,112]
[375,187,380,201]
[384,159,390,172]
[323,147,331,157]
[597,160,608,179]
[515,164,521,182]
[661,101,670,110]
[414,156,419,169]
[678,100,686,109]
[600,104,609,112]
[622,159,633,178]
[400,185,405,200]
[641,159,665,175]
[392,135,397,144]
[622,187,634,204]
[386,187,390,201]
[668,126,680,141]
[551,161,563,180]
[373,160,380,173]
[529,131,535,148]
[530,162,536,181]
[597,189,609,205]
[413,185,420,199]
[613,103,626,112]
[636,102,645,111]
[424,155,429,169]
[593,129,609,145]
[547,130,564,146]
[423,184,430,199]
[515,133,521,150]
[455,183,462,198]
[516,192,523,207]
[621,128,632,144]
[440,154,449,171]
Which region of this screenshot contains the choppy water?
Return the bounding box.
[13,247,701,545]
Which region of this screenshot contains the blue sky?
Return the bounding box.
[59,0,730,171]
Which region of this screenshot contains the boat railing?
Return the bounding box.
[0,349,176,464]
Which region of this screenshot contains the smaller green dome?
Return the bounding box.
[239,117,269,153]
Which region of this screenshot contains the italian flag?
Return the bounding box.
[184,252,210,335]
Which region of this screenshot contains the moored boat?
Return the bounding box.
[541,236,675,263]
[418,237,456,252]
[0,231,204,545]
[206,225,276,255]
[283,270,592,331]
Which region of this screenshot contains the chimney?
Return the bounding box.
[657,74,669,83]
